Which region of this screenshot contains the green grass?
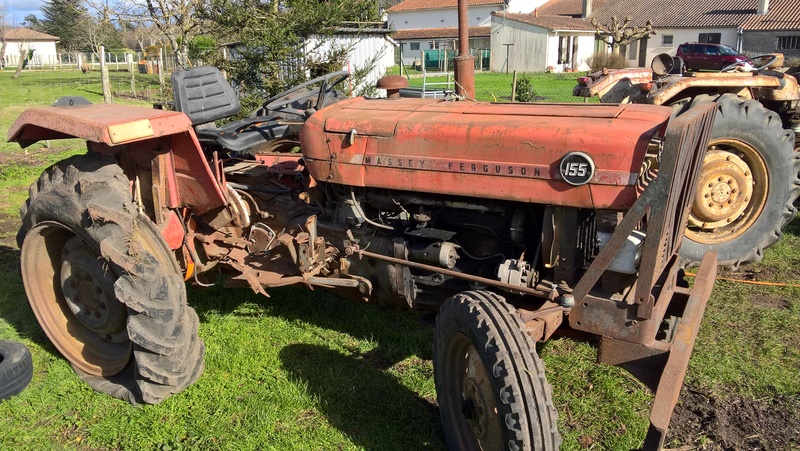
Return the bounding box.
[0,69,798,450]
[0,68,165,108]
[385,65,591,102]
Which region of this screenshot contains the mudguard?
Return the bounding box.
[7,103,226,214]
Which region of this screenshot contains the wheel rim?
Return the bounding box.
[21,222,131,376]
[686,139,768,244]
[442,332,503,451]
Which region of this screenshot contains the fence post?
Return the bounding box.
[158,48,165,90]
[128,54,137,97]
[511,70,517,102]
[100,45,112,103]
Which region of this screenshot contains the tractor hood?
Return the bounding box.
[300,97,672,209]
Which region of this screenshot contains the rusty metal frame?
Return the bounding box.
[565,102,719,450]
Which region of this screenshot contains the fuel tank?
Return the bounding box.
[299,97,673,209]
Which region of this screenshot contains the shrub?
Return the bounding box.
[514,74,537,102]
[586,52,627,72]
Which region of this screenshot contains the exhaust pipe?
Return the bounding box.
[454,0,476,98]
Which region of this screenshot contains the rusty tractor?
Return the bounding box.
[574,53,800,268]
[9,51,730,448]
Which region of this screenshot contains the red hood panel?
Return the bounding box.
[301,97,672,209]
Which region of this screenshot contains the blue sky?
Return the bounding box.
[2,0,44,25]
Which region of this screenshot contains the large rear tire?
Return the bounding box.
[676,94,800,267]
[434,290,561,451]
[18,154,204,404]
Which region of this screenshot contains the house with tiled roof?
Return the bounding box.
[537,0,800,69]
[388,0,550,66]
[0,28,60,68]
[489,11,596,72]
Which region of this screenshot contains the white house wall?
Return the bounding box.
[1,41,58,66]
[390,6,498,29]
[632,27,739,69]
[490,17,548,72]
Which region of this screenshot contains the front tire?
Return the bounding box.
[18,154,204,404]
[434,291,561,451]
[677,94,800,267]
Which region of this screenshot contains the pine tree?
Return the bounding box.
[40,0,90,51]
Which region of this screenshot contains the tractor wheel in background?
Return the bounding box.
[675,94,800,267]
[18,153,204,404]
[434,290,561,451]
[0,340,33,401]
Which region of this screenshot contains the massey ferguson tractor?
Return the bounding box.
[574,53,800,268]
[7,33,734,450]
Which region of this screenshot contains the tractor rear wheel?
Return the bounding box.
[675,94,800,267]
[18,154,204,404]
[434,290,561,451]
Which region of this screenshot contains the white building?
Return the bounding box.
[305,27,397,95]
[490,12,596,72]
[1,28,60,67]
[389,0,551,66]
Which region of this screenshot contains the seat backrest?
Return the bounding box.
[172,66,241,126]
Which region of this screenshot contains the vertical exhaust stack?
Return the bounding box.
[454,0,476,98]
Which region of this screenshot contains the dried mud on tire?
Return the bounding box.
[666,386,800,450]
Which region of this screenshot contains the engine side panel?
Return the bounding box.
[301,98,671,209]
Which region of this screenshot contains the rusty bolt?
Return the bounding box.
[376,75,409,99]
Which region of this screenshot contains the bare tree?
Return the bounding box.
[0,4,8,70]
[118,0,203,69]
[591,16,655,55]
[12,41,30,79]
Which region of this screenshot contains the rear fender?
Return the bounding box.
[7,103,227,223]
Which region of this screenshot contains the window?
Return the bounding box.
[627,40,638,60]
[661,35,673,46]
[777,36,800,50]
[410,42,420,51]
[698,33,721,44]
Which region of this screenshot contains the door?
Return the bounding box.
[638,38,648,67]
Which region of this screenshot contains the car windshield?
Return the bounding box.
[718,45,740,55]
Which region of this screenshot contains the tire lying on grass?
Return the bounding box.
[676,94,800,267]
[18,153,204,404]
[434,290,561,450]
[0,340,33,401]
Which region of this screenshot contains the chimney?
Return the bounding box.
[534,8,539,17]
[582,0,593,19]
[757,0,769,15]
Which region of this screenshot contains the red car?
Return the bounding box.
[676,42,748,71]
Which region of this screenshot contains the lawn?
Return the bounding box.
[385,65,590,102]
[0,69,798,450]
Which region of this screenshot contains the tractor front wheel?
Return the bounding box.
[18,154,204,404]
[434,290,561,451]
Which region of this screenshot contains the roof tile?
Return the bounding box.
[1,28,60,42]
[494,12,596,31]
[388,0,502,13]
[392,26,491,40]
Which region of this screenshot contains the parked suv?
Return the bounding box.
[676,42,748,71]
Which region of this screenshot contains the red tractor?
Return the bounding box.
[9,64,720,449]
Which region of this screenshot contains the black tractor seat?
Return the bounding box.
[172,66,295,155]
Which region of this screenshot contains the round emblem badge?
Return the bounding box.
[559,152,595,186]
